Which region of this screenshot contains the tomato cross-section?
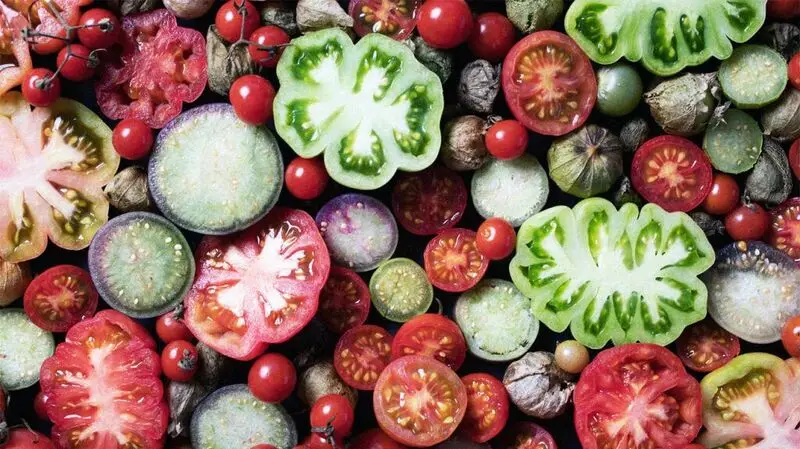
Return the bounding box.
[319,266,371,334]
[768,197,800,261]
[391,314,467,370]
[335,324,394,391]
[23,264,98,332]
[0,4,32,96]
[423,228,488,293]
[391,166,466,236]
[349,0,420,40]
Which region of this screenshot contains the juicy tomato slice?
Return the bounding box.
[461,373,510,444]
[39,310,167,449]
[23,265,98,332]
[499,423,557,449]
[676,320,741,373]
[574,344,703,449]
[501,30,597,136]
[185,207,330,361]
[631,136,713,212]
[7,0,89,55]
[349,0,420,40]
[335,325,394,391]
[0,5,32,96]
[319,265,371,334]
[423,228,488,293]
[768,197,800,261]
[391,314,467,371]
[392,166,467,236]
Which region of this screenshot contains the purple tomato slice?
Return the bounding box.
[392,166,467,236]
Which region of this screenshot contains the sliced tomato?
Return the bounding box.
[184,207,330,361]
[499,423,557,449]
[676,320,740,373]
[95,9,207,128]
[391,166,467,236]
[423,228,488,293]
[4,429,55,449]
[460,373,510,444]
[23,264,98,332]
[502,31,597,136]
[374,355,467,447]
[768,197,800,261]
[6,0,90,55]
[334,324,393,391]
[391,314,467,371]
[574,344,703,449]
[0,4,32,96]
[39,309,167,449]
[349,0,420,40]
[319,266,371,334]
[631,136,713,212]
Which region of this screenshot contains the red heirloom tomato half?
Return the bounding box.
[23,264,98,332]
[185,207,330,360]
[0,6,32,96]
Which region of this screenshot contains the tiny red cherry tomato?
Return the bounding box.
[56,44,97,82]
[768,0,800,19]
[467,12,516,63]
[156,312,193,343]
[417,0,473,49]
[22,68,61,107]
[310,394,356,439]
[161,340,199,382]
[216,0,261,43]
[781,315,800,358]
[112,118,154,160]
[702,173,740,216]
[725,203,770,241]
[77,8,121,49]
[230,75,277,125]
[285,157,329,200]
[34,391,50,421]
[304,434,343,449]
[248,353,297,403]
[485,120,529,160]
[790,52,800,91]
[248,26,291,68]
[476,217,516,260]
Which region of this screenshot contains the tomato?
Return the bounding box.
[467,12,516,63]
[56,44,96,82]
[502,31,596,136]
[319,266,370,334]
[391,314,467,370]
[423,228,488,293]
[156,311,193,343]
[499,423,557,449]
[77,8,120,49]
[768,197,800,261]
[161,340,199,382]
[682,445,706,449]
[112,118,154,160]
[285,157,329,201]
[461,373,509,443]
[702,173,740,216]
[39,310,167,449]
[0,385,5,413]
[0,6,32,96]
[574,344,703,449]
[248,26,291,68]
[781,315,800,358]
[304,434,343,449]
[554,339,590,374]
[349,429,408,449]
[248,353,297,403]
[676,320,741,373]
[725,202,770,241]
[349,0,420,40]
[230,74,277,125]
[23,0,90,55]
[216,0,260,43]
[391,166,467,236]
[789,52,800,91]
[310,394,355,439]
[4,429,55,449]
[416,0,473,49]
[768,0,800,19]
[251,445,278,449]
[22,68,60,107]
[34,391,50,420]
[373,355,467,447]
[23,265,98,333]
[485,119,529,161]
[476,217,516,261]
[631,136,714,212]
[334,325,393,390]
[790,138,800,180]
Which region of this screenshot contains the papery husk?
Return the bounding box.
[506,0,564,34]
[411,36,453,83]
[619,117,650,152]
[745,138,793,206]
[261,1,300,37]
[298,360,358,409]
[503,352,574,419]
[206,25,259,96]
[757,23,800,61]
[296,0,353,33]
[107,0,160,15]
[104,166,153,213]
[612,176,644,208]
[762,88,800,143]
[440,115,491,171]
[690,211,726,237]
[548,125,624,198]
[164,0,215,19]
[0,260,31,307]
[458,60,500,114]
[644,72,719,136]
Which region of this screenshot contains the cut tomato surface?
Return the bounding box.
[676,320,741,373]
[185,207,330,360]
[768,197,800,261]
[499,423,557,449]
[391,314,467,371]
[461,373,509,443]
[391,166,467,236]
[349,0,420,40]
[318,266,371,334]
[335,324,393,391]
[423,228,488,293]
[5,0,90,55]
[0,3,32,96]
[23,264,98,332]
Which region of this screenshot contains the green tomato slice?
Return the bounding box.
[703,109,763,174]
[370,258,433,323]
[0,309,54,390]
[718,45,788,109]
[510,198,715,349]
[274,28,444,190]
[565,0,767,76]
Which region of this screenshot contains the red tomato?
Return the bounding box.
[702,173,740,216]
[0,6,33,96]
[373,356,467,447]
[34,391,50,421]
[349,429,408,449]
[319,266,371,334]
[502,31,596,136]
[230,74,277,125]
[334,325,393,390]
[248,353,296,403]
[184,207,330,360]
[216,0,260,43]
[790,52,800,91]
[391,166,467,236]
[476,217,516,261]
[39,310,167,449]
[349,0,421,40]
[467,12,516,63]
[676,320,741,373]
[156,312,194,343]
[485,119,529,160]
[790,138,800,180]
[304,434,343,449]
[23,265,98,333]
[423,228,488,293]
[77,8,121,49]
[0,385,5,414]
[781,315,800,358]
[310,394,356,439]
[391,314,467,370]
[498,423,557,449]
[4,429,55,449]
[768,0,800,19]
[461,373,510,443]
[24,0,89,55]
[251,445,278,449]
[285,157,329,201]
[56,44,96,82]
[417,0,473,49]
[248,26,291,68]
[112,118,154,160]
[631,136,713,212]
[574,344,703,449]
[22,68,60,107]
[768,197,800,261]
[161,340,199,382]
[682,445,706,449]
[725,202,770,241]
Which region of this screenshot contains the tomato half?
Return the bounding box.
[4,429,55,449]
[502,31,597,136]
[335,325,394,391]
[631,136,714,212]
[461,373,510,443]
[424,228,488,293]
[676,320,741,373]
[0,5,32,96]
[768,197,800,261]
[391,166,467,236]
[23,265,98,332]
[185,207,330,361]
[391,314,467,370]
[574,344,703,449]
[319,266,371,334]
[39,310,167,449]
[498,423,557,449]
[349,0,420,40]
[373,356,467,447]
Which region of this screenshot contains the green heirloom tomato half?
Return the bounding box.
[510,198,715,349]
[565,0,767,76]
[274,28,444,190]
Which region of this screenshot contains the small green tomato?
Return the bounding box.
[596,63,643,117]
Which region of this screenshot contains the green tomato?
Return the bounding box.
[274,29,444,190]
[565,0,767,76]
[596,63,643,117]
[509,198,715,349]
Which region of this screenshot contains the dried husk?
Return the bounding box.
[168,343,230,438]
[644,72,719,136]
[506,0,564,34]
[104,166,153,213]
[612,176,644,208]
[411,36,453,84]
[298,361,358,408]
[762,88,800,143]
[690,211,726,237]
[757,23,800,61]
[620,117,650,152]
[163,0,214,19]
[206,25,259,96]
[296,0,353,33]
[503,352,575,419]
[440,115,490,171]
[745,138,792,206]
[548,125,624,198]
[458,60,500,114]
[261,1,300,37]
[0,260,31,307]
[107,0,160,15]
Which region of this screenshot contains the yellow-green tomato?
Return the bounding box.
[596,63,643,117]
[554,339,590,374]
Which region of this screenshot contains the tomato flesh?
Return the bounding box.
[391,314,467,371]
[349,0,420,40]
[23,265,98,332]
[500,423,557,449]
[676,320,741,373]
[424,228,488,293]
[392,166,467,236]
[461,373,510,443]
[335,325,394,391]
[768,197,800,261]
[319,266,371,334]
[0,5,32,96]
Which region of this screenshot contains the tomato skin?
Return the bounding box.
[78,8,121,49]
[391,314,467,371]
[34,391,50,420]
[56,44,96,82]
[781,315,800,358]
[161,340,199,382]
[682,445,706,449]
[248,353,297,403]
[485,120,529,160]
[467,12,516,63]
[310,394,356,439]
[113,118,154,160]
[461,373,510,443]
[304,434,343,449]
[251,445,278,449]
[349,429,408,449]
[156,312,194,343]
[230,75,277,125]
[702,173,740,216]
[790,138,800,180]
[725,203,770,241]
[768,0,800,19]
[248,26,291,68]
[4,430,55,449]
[23,264,99,333]
[285,157,329,200]
[216,0,260,43]
[790,52,800,91]
[22,68,60,107]
[417,0,473,49]
[476,217,516,260]
[676,321,740,373]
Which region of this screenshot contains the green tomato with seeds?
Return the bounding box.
[509,198,715,349]
[274,28,444,190]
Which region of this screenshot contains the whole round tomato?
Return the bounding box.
[34,391,50,421]
[476,217,516,261]
[56,44,96,82]
[4,429,55,449]
[417,0,473,49]
[248,26,290,68]
[285,157,329,201]
[349,429,407,449]
[391,314,467,370]
[215,0,260,43]
[485,120,529,160]
[230,75,277,125]
[789,52,800,91]
[248,353,297,403]
[781,315,800,358]
[467,12,516,63]
[702,173,740,216]
[310,394,355,439]
[22,68,60,107]
[790,138,800,180]
[23,265,99,333]
[113,118,154,160]
[156,312,193,343]
[161,340,199,382]
[77,8,121,50]
[725,203,770,241]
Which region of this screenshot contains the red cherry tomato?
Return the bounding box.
[248,26,291,68]
[702,173,740,216]
[56,44,96,82]
[22,68,60,107]
[34,391,50,421]
[310,394,356,439]
[230,75,277,125]
[156,312,193,343]
[161,340,199,382]
[216,0,260,43]
[0,386,5,414]
[781,315,800,358]
[251,446,278,449]
[485,120,529,160]
[467,12,516,63]
[285,157,329,200]
[725,203,770,241]
[417,0,473,49]
[768,0,800,19]
[77,8,121,50]
[248,353,297,403]
[476,217,516,260]
[112,118,154,160]
[461,373,510,443]
[349,429,408,449]
[790,52,800,91]
[23,265,98,333]
[790,138,800,180]
[304,434,343,449]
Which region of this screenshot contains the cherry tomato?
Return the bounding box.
[0,386,5,414]
[156,312,193,343]
[476,217,516,260]
[725,202,770,241]
[467,12,515,63]
[790,52,800,91]
[310,394,356,439]
[23,265,98,333]
[161,340,199,382]
[424,228,489,292]
[554,340,590,374]
[676,321,741,373]
[417,0,473,49]
[789,138,800,180]
[251,446,277,449]
[248,26,291,68]
[391,314,467,370]
[22,68,60,107]
[56,44,96,82]
[230,75,277,125]
[484,120,528,160]
[216,0,260,43]
[285,157,329,200]
[4,429,56,449]
[77,8,121,50]
[304,434,343,449]
[461,373,509,443]
[112,118,154,160]
[34,391,50,421]
[248,353,297,403]
[349,429,408,449]
[781,315,800,358]
[768,0,800,19]
[702,173,740,216]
